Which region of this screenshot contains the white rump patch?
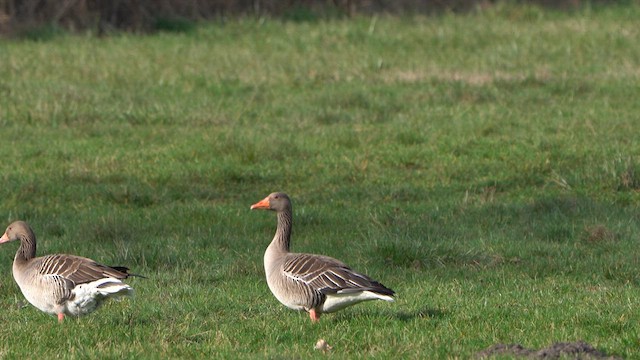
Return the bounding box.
[67,277,133,317]
[321,290,394,313]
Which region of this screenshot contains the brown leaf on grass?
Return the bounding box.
[314,339,333,352]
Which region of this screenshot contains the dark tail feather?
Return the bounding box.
[111,266,148,279]
[373,282,395,297]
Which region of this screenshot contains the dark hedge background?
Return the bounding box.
[0,0,634,36]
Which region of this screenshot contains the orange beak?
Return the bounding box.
[250,197,271,210]
[0,232,10,244]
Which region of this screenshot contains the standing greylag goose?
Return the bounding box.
[251,192,395,322]
[0,221,138,323]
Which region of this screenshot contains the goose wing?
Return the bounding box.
[282,253,393,296]
[36,254,129,285]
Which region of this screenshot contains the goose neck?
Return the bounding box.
[15,233,36,264]
[270,210,292,253]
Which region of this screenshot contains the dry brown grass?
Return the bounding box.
[383,67,554,85]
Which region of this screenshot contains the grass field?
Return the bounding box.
[1,2,640,358]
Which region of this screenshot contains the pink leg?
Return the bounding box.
[309,309,321,322]
[57,313,65,323]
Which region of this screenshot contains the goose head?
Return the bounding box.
[0,221,34,244]
[250,192,291,213]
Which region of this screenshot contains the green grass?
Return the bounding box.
[1,2,640,358]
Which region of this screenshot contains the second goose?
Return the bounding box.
[251,192,395,322]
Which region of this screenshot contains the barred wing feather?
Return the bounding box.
[37,254,129,285]
[282,253,394,296]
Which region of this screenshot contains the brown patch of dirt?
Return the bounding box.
[474,341,622,359]
[583,224,615,243]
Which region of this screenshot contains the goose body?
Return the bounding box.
[251,192,395,322]
[0,221,136,322]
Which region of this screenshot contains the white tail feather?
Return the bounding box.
[322,290,394,313]
[67,278,133,316]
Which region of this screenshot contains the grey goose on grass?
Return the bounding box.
[0,221,140,322]
[251,192,395,322]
